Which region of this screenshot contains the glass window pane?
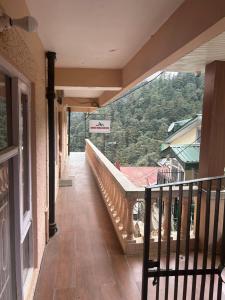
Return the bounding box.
[0,73,11,151]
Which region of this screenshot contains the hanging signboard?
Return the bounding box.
[89,120,111,133]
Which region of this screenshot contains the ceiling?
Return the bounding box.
[25,0,225,110]
[167,31,225,73]
[26,0,184,69]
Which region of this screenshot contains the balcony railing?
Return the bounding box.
[142,176,225,300]
[86,140,224,259]
[86,139,145,255]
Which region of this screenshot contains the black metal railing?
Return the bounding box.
[142,176,225,300]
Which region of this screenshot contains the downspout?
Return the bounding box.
[46,51,57,237]
[68,107,71,156]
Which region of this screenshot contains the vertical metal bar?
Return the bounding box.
[191,181,203,300]
[142,188,152,300]
[182,182,193,300]
[209,179,221,299]
[200,180,211,299]
[68,107,71,156]
[174,184,183,300]
[156,187,163,300]
[46,51,57,237]
[217,179,225,300]
[165,186,172,300]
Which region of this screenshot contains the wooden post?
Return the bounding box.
[162,198,169,240]
[199,61,225,248]
[180,199,188,240]
[199,61,225,177]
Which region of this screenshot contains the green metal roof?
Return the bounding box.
[161,144,200,168]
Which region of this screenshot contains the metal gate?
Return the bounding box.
[142,176,225,300]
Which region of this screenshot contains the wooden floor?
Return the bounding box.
[34,153,142,300]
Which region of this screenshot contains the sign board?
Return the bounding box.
[89,120,111,133]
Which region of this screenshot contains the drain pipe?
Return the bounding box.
[46,51,57,237]
[68,107,71,156]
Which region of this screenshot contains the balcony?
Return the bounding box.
[85,140,198,257]
[34,149,142,300]
[34,140,225,299]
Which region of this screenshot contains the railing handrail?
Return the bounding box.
[85,139,145,197]
[147,175,225,190]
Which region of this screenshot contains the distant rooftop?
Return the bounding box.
[120,167,163,187]
[167,118,191,135]
[166,114,202,143]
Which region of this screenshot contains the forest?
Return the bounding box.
[70,72,204,166]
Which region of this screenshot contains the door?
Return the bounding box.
[142,176,225,300]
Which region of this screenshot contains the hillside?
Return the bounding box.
[70,72,204,166]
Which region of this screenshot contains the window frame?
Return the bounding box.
[14,78,34,289]
[0,54,34,300]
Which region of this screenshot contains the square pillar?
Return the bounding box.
[199,61,225,177]
[199,61,225,250]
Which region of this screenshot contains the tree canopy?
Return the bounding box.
[70,72,204,166]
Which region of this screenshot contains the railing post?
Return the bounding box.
[162,197,169,240]
[150,198,159,238]
[126,195,137,241]
[181,198,188,240]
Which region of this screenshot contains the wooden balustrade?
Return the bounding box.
[86,139,222,255]
[85,139,145,254]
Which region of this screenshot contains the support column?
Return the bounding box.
[199,61,225,177]
[199,61,225,249]
[46,51,57,237]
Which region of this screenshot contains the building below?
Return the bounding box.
[160,114,202,180]
[119,166,165,187]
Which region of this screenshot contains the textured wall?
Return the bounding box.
[171,127,197,145]
[0,1,48,299]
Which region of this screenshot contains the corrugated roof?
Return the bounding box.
[120,167,166,187]
[160,144,200,169]
[170,144,200,164]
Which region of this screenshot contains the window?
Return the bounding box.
[0,71,15,300]
[0,73,12,150]
[17,81,33,288]
[0,60,34,299]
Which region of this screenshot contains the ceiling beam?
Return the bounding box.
[98,91,118,106]
[55,68,122,89]
[63,97,99,108]
[123,0,225,87]
[99,0,225,106]
[70,107,97,113]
